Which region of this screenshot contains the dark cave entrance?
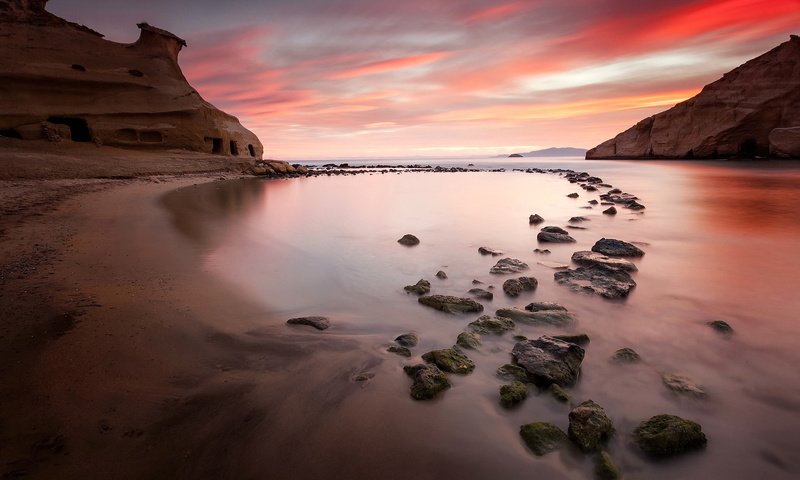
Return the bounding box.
[738,138,760,158]
[47,116,91,142]
[247,144,255,157]
[229,140,239,156]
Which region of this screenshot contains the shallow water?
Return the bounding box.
[163,158,800,479]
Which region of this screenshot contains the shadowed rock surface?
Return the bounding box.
[404,364,451,400]
[525,302,567,312]
[568,400,615,452]
[555,265,636,299]
[587,36,800,159]
[591,238,645,257]
[511,336,585,386]
[496,363,529,383]
[633,415,708,457]
[552,334,590,346]
[418,295,484,314]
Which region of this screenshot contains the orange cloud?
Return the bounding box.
[331,51,451,79]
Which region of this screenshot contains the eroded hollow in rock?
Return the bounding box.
[229,140,239,156]
[47,116,90,142]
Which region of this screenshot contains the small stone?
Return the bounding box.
[422,348,476,374]
[568,400,615,452]
[591,238,644,257]
[353,372,375,383]
[627,201,646,210]
[435,270,448,279]
[467,288,493,300]
[549,384,570,403]
[594,451,620,480]
[387,345,412,357]
[418,295,484,314]
[538,226,576,243]
[468,315,515,334]
[519,422,568,456]
[286,316,330,330]
[456,331,481,349]
[569,216,590,223]
[397,234,420,246]
[500,381,528,408]
[533,248,551,254]
[552,334,590,346]
[567,193,580,198]
[662,373,707,398]
[610,347,641,363]
[525,302,568,312]
[394,333,418,347]
[472,279,483,284]
[529,214,545,225]
[497,363,529,382]
[602,206,617,215]
[490,257,529,274]
[708,320,734,334]
[633,414,707,457]
[503,276,538,297]
[404,279,431,295]
[404,364,450,400]
[588,200,599,205]
[512,335,527,342]
[478,246,503,256]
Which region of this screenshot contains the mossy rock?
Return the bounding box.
[404,279,431,295]
[468,315,515,334]
[633,414,707,457]
[403,364,450,400]
[594,451,620,480]
[549,384,570,403]
[456,331,481,349]
[422,347,475,374]
[519,422,568,456]
[500,381,528,408]
[568,400,615,452]
[610,347,641,363]
[497,363,529,383]
[387,345,411,357]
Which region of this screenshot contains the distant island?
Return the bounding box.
[505,147,588,158]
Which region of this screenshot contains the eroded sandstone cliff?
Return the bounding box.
[587,36,800,159]
[0,0,263,159]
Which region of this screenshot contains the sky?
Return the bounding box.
[50,0,800,159]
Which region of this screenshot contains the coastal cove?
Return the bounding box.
[2,158,798,479]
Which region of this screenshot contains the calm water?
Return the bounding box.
[163,158,800,479]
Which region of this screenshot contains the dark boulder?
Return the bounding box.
[418,295,484,314]
[568,400,615,452]
[503,276,538,297]
[591,238,644,257]
[633,414,707,457]
[511,336,585,386]
[397,234,420,246]
[286,316,330,330]
[554,265,636,299]
[403,364,450,400]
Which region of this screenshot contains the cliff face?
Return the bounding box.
[587,36,800,159]
[0,0,263,159]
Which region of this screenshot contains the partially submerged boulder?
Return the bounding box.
[478,246,503,256]
[554,265,636,299]
[456,331,481,349]
[662,373,707,398]
[525,302,567,312]
[404,364,450,400]
[519,422,568,456]
[490,257,529,274]
[435,270,448,279]
[633,414,707,457]
[537,231,577,243]
[397,234,420,246]
[529,214,545,225]
[591,238,644,257]
[395,333,419,347]
[468,315,515,334]
[571,251,638,272]
[404,279,431,295]
[422,347,476,374]
[594,451,620,480]
[418,295,484,314]
[610,347,641,363]
[568,400,615,452]
[387,345,411,357]
[511,336,585,386]
[286,316,330,330]
[467,288,493,301]
[500,381,528,408]
[497,308,575,327]
[496,363,529,383]
[502,276,538,297]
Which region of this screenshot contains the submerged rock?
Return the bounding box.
[567,193,580,198]
[490,257,529,274]
[568,400,615,452]
[404,279,431,295]
[538,226,576,243]
[387,345,411,357]
[662,373,707,398]
[571,251,638,272]
[512,336,585,387]
[594,451,620,480]
[497,308,575,327]
[525,302,568,312]
[503,276,538,297]
[469,315,515,334]
[554,265,636,299]
[404,364,450,400]
[519,422,568,456]
[397,234,420,246]
[708,320,734,334]
[610,347,641,363]
[602,206,618,215]
[552,333,590,346]
[591,238,645,257]
[435,270,448,279]
[286,316,330,330]
[569,216,590,223]
[533,248,551,254]
[418,295,484,314]
[633,414,707,457]
[395,333,419,347]
[497,363,530,383]
[549,384,571,403]
[467,288,494,301]
[500,381,528,408]
[541,225,569,234]
[537,260,570,269]
[422,348,476,374]
[529,214,545,225]
[456,331,481,349]
[478,246,504,256]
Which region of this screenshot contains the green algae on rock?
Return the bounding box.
[633,414,707,457]
[500,381,528,408]
[403,364,450,400]
[519,422,568,456]
[422,347,476,374]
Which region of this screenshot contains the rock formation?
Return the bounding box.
[587,36,800,159]
[0,0,262,158]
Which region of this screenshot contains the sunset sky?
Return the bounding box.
[51,0,800,159]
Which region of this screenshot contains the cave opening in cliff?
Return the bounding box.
[230,140,239,156]
[47,116,91,142]
[247,144,255,157]
[207,137,223,154]
[738,138,761,158]
[0,129,22,139]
